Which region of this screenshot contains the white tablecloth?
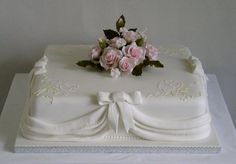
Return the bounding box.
[0,74,236,164]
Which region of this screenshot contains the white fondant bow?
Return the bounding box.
[98,91,142,133]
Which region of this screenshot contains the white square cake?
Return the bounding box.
[14,45,222,153]
[20,45,211,141]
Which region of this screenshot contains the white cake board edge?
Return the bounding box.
[14,104,221,153]
[14,126,221,153]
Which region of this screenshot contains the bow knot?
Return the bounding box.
[98,91,142,133]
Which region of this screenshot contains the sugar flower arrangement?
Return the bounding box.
[77,15,164,77]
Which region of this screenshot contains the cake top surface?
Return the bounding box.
[32,45,204,100]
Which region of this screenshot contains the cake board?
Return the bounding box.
[14,124,220,153]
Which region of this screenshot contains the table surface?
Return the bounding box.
[0,74,236,164]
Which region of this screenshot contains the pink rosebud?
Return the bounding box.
[122,42,145,64]
[110,37,127,49]
[98,38,108,49]
[122,31,140,43]
[100,47,122,70]
[90,46,102,60]
[119,57,135,74]
[139,28,148,43]
[145,44,159,60]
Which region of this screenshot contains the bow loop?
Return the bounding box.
[97,91,143,133]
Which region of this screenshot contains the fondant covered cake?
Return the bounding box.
[21,45,211,142]
[21,15,211,143]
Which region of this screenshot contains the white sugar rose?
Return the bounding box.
[90,46,102,60]
[120,27,140,43]
[119,57,135,74]
[110,37,127,49]
[123,31,140,43]
[122,42,146,64]
[119,27,128,33]
[145,44,159,60]
[110,68,121,78]
[100,47,122,70]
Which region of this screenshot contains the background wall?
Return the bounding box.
[0,0,235,125]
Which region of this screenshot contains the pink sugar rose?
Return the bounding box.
[100,47,122,70]
[119,57,135,74]
[122,42,146,64]
[145,44,159,61]
[90,46,102,60]
[110,37,127,49]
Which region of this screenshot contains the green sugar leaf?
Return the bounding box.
[132,64,143,76]
[128,28,137,32]
[103,29,120,40]
[148,60,164,68]
[77,60,104,71]
[131,58,164,76]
